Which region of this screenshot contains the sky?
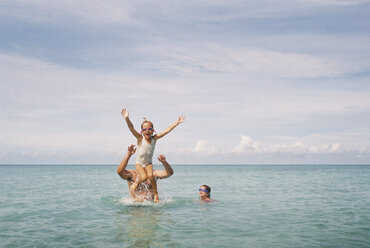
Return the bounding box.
[0,0,370,164]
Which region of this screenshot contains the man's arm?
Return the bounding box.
[117,145,136,180]
[153,154,174,179]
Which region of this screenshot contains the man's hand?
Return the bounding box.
[117,144,136,179]
[158,154,166,163]
[153,154,173,179]
[127,144,136,155]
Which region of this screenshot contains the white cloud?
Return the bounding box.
[232,135,344,155]
[359,147,370,154]
[194,139,218,155]
[232,135,261,154]
[267,142,342,155]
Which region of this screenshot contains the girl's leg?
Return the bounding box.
[145,164,159,202]
[130,164,148,193]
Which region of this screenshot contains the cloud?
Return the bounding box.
[1,0,370,164]
[358,147,370,155]
[232,135,260,154]
[231,135,344,155]
[306,0,369,6]
[0,52,191,109]
[267,142,342,155]
[194,139,218,155]
[139,43,362,78]
[0,0,133,25]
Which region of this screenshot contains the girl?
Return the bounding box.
[121,108,185,202]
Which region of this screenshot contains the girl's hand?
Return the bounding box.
[158,154,166,162]
[121,108,129,119]
[177,115,186,124]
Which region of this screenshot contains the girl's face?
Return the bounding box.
[199,186,209,198]
[141,122,154,139]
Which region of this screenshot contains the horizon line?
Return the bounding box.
[1,163,369,166]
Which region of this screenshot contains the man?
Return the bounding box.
[117,144,174,202]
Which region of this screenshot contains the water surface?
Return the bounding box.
[1,164,369,247]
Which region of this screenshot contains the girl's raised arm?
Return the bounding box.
[121,108,141,140]
[155,115,185,140]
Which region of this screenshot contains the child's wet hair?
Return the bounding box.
[141,117,154,129]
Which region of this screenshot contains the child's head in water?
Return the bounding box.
[141,118,155,139]
[199,185,211,200]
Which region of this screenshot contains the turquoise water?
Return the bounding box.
[1,164,369,248]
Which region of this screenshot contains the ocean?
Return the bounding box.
[1,164,369,248]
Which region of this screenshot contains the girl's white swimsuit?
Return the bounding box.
[135,137,156,167]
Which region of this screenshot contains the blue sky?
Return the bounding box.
[1,0,369,164]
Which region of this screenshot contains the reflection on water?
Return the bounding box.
[114,205,176,248]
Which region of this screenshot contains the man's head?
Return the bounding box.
[129,170,152,184]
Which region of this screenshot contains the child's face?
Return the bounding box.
[199,186,209,198]
[141,122,154,139]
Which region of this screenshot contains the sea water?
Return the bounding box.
[1,164,369,248]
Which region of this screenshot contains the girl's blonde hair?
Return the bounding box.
[141,117,154,129]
